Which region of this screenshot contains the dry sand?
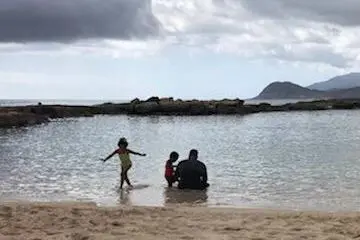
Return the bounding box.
[1,201,360,240]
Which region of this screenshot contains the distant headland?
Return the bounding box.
[253,72,360,100]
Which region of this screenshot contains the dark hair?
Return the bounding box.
[189,149,198,158]
[170,151,179,159]
[117,137,128,148]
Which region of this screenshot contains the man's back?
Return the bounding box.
[175,159,208,190]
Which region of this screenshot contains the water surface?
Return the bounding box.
[1,110,360,211]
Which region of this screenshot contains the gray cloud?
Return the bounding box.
[264,43,351,68]
[239,0,360,26]
[0,0,161,42]
[150,0,360,68]
[2,0,360,69]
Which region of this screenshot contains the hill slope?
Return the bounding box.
[307,72,360,91]
[326,87,360,99]
[254,81,360,100]
[254,82,322,99]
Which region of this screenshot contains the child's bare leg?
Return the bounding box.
[124,165,132,187]
[125,170,132,186]
[166,176,173,187]
[125,176,131,186]
[120,169,125,189]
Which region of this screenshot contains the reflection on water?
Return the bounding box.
[118,190,132,205]
[163,188,208,205]
[2,110,360,211]
[117,187,209,206]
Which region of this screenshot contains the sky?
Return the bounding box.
[1,0,360,100]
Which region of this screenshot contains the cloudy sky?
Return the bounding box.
[1,0,360,100]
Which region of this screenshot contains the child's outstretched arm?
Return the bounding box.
[128,149,146,156]
[101,149,118,162]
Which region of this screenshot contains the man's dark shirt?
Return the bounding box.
[175,159,208,190]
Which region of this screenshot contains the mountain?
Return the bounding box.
[254,81,322,99]
[307,72,360,91]
[326,87,360,99]
[254,81,360,100]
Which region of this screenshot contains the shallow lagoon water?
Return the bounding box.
[1,110,360,211]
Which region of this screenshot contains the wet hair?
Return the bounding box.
[117,137,128,148]
[189,149,198,159]
[169,151,179,159]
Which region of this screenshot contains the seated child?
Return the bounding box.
[164,151,179,187]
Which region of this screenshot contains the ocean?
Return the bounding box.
[1,108,360,211]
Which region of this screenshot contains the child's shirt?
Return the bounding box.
[165,160,174,177]
[116,148,132,168]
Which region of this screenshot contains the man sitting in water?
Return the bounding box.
[175,149,209,190]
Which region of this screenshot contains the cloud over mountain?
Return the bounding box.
[153,0,360,68]
[239,0,360,26]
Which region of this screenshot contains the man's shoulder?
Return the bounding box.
[178,160,188,165]
[196,160,207,167]
[177,160,189,167]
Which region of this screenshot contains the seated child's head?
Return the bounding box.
[169,151,179,162]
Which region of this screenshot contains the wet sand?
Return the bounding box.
[1,201,360,240]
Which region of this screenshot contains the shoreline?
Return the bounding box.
[2,194,359,214]
[1,97,360,128]
[1,201,360,239]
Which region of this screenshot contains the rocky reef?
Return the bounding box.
[0,105,97,128]
[0,111,48,128]
[1,97,360,128]
[97,97,247,115]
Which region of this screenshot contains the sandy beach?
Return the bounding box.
[1,202,360,240]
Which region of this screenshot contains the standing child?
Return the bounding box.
[164,151,179,187]
[102,137,146,189]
